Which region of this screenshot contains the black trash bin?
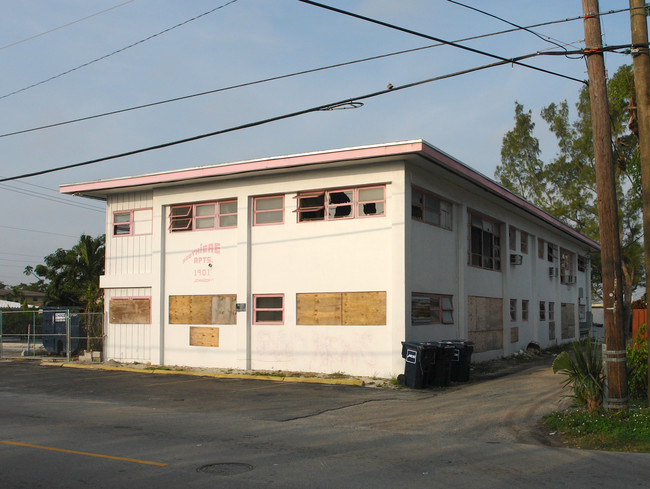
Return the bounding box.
[400,341,436,389]
[423,342,456,387]
[442,340,475,382]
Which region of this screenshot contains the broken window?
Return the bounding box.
[328,190,353,219]
[296,185,385,222]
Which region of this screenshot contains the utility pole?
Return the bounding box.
[628,0,650,404]
[582,0,628,410]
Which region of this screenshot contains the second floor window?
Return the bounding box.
[296,185,385,222]
[411,188,452,230]
[170,200,237,232]
[469,213,501,271]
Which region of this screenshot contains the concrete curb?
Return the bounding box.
[40,361,365,387]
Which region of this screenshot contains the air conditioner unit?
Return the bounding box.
[510,254,523,265]
[568,276,576,284]
[548,267,558,278]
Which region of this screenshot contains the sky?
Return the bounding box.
[0,0,637,286]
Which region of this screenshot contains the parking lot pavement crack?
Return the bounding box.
[279,398,403,422]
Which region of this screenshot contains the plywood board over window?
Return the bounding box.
[189,327,219,347]
[169,295,236,325]
[467,296,503,353]
[297,291,386,325]
[297,293,342,325]
[109,298,151,324]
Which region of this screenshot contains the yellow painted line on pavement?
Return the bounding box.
[0,440,167,467]
[44,362,365,386]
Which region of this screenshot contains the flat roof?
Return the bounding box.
[60,139,599,250]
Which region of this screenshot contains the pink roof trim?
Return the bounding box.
[60,139,599,250]
[60,140,424,195]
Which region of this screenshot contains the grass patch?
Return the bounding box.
[544,403,650,452]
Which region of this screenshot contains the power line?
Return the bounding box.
[0,14,593,140]
[445,0,579,56]
[0,0,136,51]
[296,0,586,84]
[2,252,45,259]
[0,225,78,238]
[0,49,576,184]
[0,0,240,102]
[0,41,638,185]
[0,184,105,213]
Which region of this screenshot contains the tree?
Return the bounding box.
[25,234,105,314]
[496,65,643,322]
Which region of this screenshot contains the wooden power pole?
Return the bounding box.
[628,0,650,404]
[582,0,628,410]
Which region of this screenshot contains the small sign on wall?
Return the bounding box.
[236,303,246,312]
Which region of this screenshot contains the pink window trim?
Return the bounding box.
[218,199,238,229]
[411,292,454,325]
[356,185,386,219]
[113,210,133,237]
[411,186,451,230]
[327,188,355,221]
[295,184,386,222]
[169,200,237,232]
[467,210,502,272]
[253,294,284,325]
[253,195,285,226]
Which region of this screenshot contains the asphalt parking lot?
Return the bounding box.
[1,359,649,489]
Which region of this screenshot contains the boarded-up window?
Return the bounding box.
[297,292,386,325]
[467,296,503,353]
[189,327,219,347]
[510,327,519,343]
[169,295,236,325]
[561,303,576,339]
[109,298,151,324]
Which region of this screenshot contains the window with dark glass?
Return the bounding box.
[411,187,452,230]
[469,213,501,271]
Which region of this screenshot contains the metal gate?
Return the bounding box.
[0,309,104,361]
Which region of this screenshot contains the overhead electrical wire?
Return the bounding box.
[0,184,104,213]
[0,13,601,140]
[445,0,582,58]
[296,0,585,84]
[0,46,607,184]
[0,0,136,51]
[0,224,78,239]
[0,0,240,102]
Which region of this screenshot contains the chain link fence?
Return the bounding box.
[0,309,104,362]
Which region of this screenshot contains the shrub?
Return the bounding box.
[553,336,604,412]
[627,324,648,400]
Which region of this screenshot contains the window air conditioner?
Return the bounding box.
[548,267,558,278]
[510,254,523,265]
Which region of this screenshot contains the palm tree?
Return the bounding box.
[26,234,105,313]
